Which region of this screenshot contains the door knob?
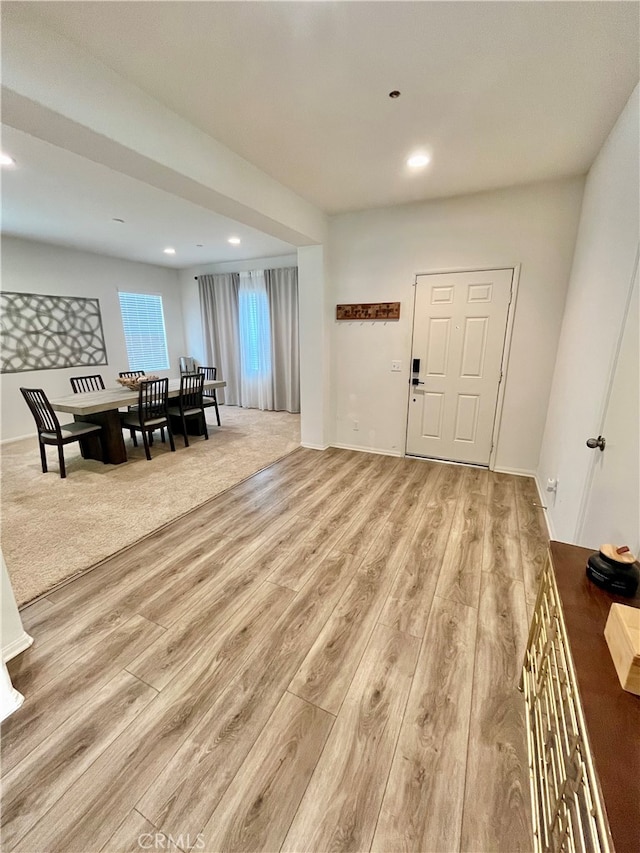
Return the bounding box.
[586,435,606,451]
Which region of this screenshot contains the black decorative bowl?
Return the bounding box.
[586,553,639,597]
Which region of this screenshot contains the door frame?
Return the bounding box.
[404,264,521,470]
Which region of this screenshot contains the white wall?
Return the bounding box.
[298,245,330,449]
[327,177,584,472]
[1,236,184,440]
[178,254,297,364]
[538,86,640,543]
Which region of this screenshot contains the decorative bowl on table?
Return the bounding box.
[116,375,159,391]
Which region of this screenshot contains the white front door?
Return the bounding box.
[406,269,513,465]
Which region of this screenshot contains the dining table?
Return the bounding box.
[49,377,226,464]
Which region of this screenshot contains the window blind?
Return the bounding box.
[118,291,170,371]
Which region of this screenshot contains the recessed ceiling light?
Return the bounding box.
[112,217,125,223]
[163,247,176,255]
[407,152,431,169]
[0,153,16,167]
[228,236,241,245]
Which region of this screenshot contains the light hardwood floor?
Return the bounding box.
[2,447,548,853]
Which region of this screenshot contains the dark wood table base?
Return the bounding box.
[168,412,207,437]
[75,409,128,464]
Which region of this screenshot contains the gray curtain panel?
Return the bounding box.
[198,267,299,412]
[198,273,240,405]
[266,267,300,413]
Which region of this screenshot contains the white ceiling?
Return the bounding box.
[1,1,638,268]
[0,125,295,267]
[12,0,640,214]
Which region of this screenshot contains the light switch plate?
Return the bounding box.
[391,360,402,372]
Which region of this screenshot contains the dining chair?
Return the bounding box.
[118,371,145,444]
[20,387,106,479]
[167,373,208,447]
[70,374,105,393]
[198,366,221,426]
[120,378,175,460]
[119,370,146,379]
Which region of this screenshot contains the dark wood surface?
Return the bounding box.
[336,302,401,320]
[76,410,128,464]
[550,541,640,853]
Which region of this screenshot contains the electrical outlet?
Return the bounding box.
[391,360,402,372]
[353,420,359,431]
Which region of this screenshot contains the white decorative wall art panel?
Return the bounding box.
[1,292,108,373]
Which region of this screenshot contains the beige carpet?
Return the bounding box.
[1,407,300,605]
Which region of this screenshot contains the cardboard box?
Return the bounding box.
[604,603,640,696]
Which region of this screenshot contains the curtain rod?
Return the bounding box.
[195,266,296,280]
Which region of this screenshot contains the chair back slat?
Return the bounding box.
[70,374,105,393]
[199,366,217,381]
[138,378,169,422]
[180,373,204,410]
[20,388,60,434]
[119,370,145,379]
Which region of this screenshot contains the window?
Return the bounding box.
[118,291,170,371]
[239,288,271,376]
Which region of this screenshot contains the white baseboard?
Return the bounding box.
[2,630,34,663]
[0,432,36,445]
[0,684,24,722]
[330,442,403,458]
[493,466,537,477]
[300,442,330,451]
[534,474,555,541]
